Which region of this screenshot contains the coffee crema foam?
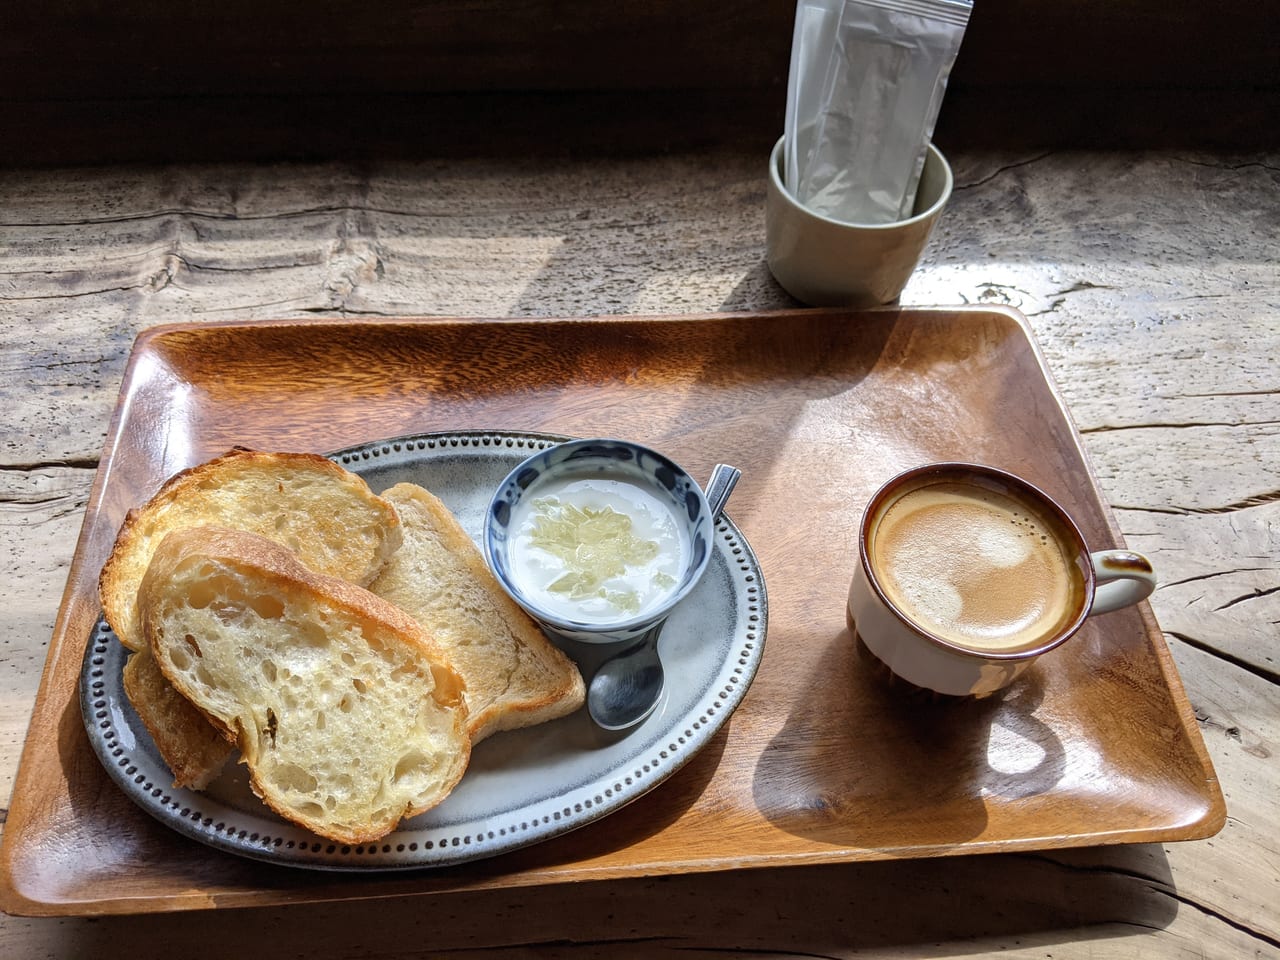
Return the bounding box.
[871,480,1085,653]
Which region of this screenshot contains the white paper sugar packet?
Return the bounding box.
[784,0,972,225]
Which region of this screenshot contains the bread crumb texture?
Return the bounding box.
[143,526,469,844]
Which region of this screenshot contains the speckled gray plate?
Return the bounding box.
[80,430,767,871]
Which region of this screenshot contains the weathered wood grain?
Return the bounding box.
[1,146,1276,955]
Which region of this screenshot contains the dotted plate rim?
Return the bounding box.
[79,430,768,872]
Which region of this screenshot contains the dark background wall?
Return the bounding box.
[5,1,1276,166]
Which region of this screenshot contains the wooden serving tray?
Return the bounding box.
[0,308,1225,916]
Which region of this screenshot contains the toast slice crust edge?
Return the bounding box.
[371,482,585,743]
[99,447,403,653]
[122,646,235,790]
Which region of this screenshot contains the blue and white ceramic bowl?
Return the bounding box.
[484,438,715,644]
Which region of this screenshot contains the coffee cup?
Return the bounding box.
[847,462,1156,697]
[765,134,953,307]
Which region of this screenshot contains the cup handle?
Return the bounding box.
[1089,550,1157,615]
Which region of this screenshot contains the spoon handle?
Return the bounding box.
[703,464,741,520]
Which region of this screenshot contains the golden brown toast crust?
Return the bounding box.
[372,483,584,742]
[99,447,402,652]
[122,646,235,790]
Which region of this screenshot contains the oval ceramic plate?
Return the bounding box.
[80,430,767,871]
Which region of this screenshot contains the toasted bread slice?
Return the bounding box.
[370,483,584,743]
[122,646,234,790]
[100,447,403,653]
[140,525,470,844]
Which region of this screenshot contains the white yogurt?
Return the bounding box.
[508,477,688,623]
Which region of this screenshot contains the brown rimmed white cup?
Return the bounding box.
[847,462,1157,697]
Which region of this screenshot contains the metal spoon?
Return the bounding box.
[587,464,741,731]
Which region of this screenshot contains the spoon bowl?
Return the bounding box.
[587,622,667,731]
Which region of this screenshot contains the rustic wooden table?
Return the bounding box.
[2,146,1276,957]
